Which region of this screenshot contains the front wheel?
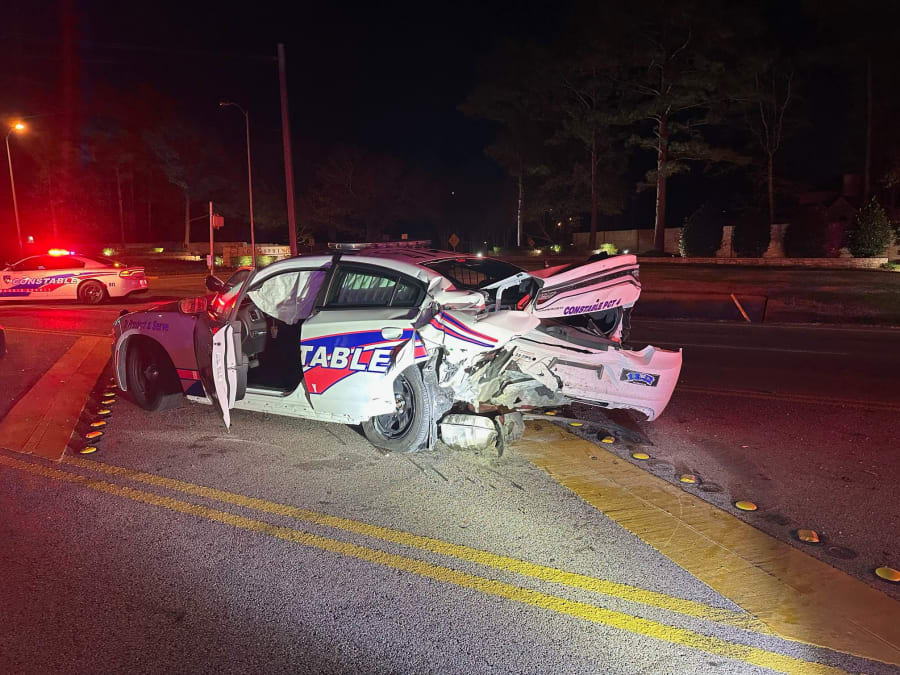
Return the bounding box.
[362,366,432,453]
[125,339,182,411]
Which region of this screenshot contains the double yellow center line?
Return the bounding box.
[0,452,847,674]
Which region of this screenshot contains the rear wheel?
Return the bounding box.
[362,366,432,453]
[78,280,107,305]
[125,339,182,411]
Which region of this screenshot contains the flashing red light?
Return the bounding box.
[48,248,72,256]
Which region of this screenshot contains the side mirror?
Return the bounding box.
[205,275,225,293]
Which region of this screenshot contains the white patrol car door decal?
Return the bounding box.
[299,307,428,418]
[210,323,238,430]
[52,262,82,300]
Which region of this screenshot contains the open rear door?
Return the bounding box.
[194,315,243,430]
[532,255,641,319]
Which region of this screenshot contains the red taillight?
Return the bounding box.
[179,297,208,314]
[119,267,145,277]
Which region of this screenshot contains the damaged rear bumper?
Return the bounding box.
[509,337,682,421]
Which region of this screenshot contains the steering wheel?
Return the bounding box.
[236,299,267,358]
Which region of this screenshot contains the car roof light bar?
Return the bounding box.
[327,240,431,251]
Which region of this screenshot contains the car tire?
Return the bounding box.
[362,366,432,453]
[125,338,182,411]
[78,280,107,305]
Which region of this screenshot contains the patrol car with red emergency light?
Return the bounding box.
[0,250,148,304]
[112,242,681,453]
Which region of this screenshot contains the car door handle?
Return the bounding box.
[381,327,403,340]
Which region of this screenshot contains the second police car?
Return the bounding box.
[112,242,682,453]
[0,250,148,304]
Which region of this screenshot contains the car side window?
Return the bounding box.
[247,268,329,325]
[328,268,397,307]
[11,256,42,271]
[326,266,422,308]
[48,256,84,270]
[392,277,421,307]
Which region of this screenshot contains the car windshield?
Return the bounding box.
[423,258,525,290]
[224,268,252,290]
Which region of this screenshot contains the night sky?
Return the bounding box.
[1,1,895,253]
[5,1,563,182]
[2,0,580,249]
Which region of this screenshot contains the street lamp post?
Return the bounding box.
[5,122,26,255]
[219,102,256,267]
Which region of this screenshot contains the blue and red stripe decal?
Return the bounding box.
[428,312,497,349]
[299,328,426,395]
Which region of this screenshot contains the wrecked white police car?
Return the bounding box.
[112,243,681,452]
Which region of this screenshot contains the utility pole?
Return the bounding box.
[209,201,214,275]
[244,110,255,266]
[219,101,256,267]
[5,123,26,254]
[278,43,298,256]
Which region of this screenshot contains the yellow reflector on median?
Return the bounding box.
[875,567,900,582]
[735,501,758,512]
[568,422,583,427]
[544,411,557,416]
[632,452,650,460]
[78,446,98,455]
[797,529,820,543]
[89,420,107,428]
[102,398,116,405]
[601,436,615,443]
[679,474,697,484]
[96,409,111,416]
[85,431,103,440]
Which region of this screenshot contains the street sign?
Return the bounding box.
[212,214,224,230]
[448,233,460,250]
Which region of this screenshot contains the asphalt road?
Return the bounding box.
[624,320,900,596]
[1,278,898,674]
